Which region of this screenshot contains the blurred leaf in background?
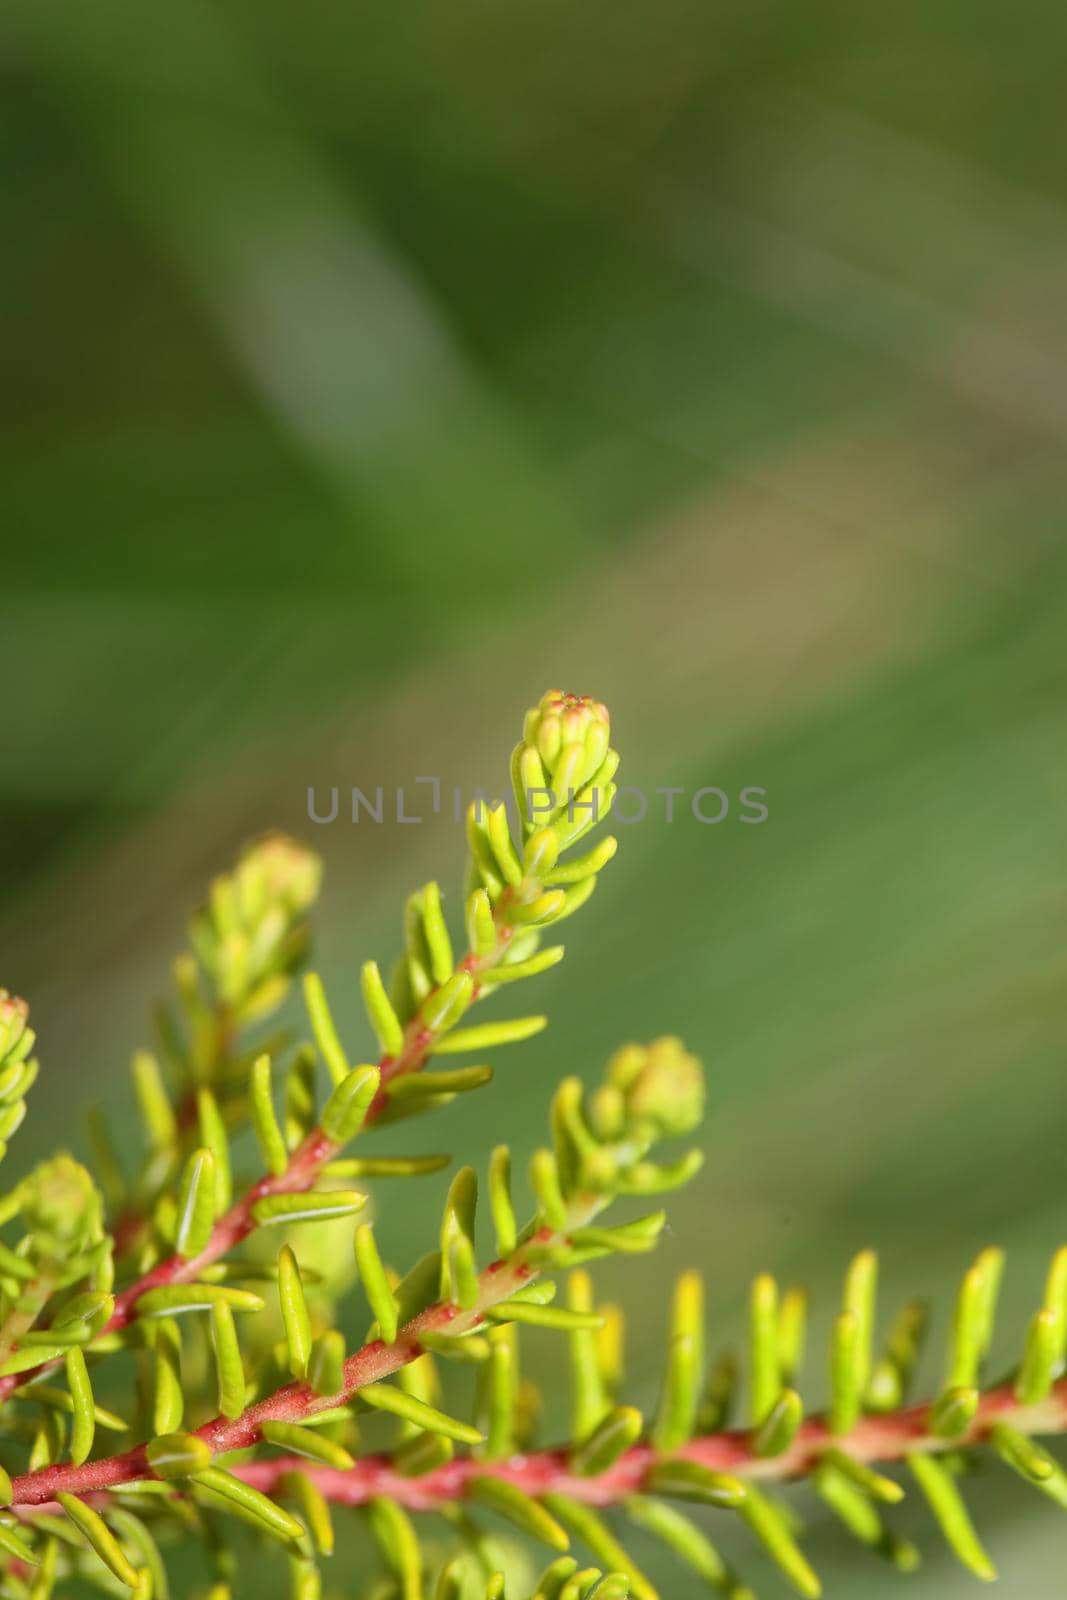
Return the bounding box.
[2,0,1066,1591]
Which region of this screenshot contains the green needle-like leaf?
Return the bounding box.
[1043,1247,1067,1366]
[434,1017,547,1055]
[530,1148,568,1229]
[739,1486,822,1598]
[867,1301,928,1413]
[192,1467,304,1546]
[487,948,566,984]
[990,1423,1067,1507]
[544,838,617,885]
[778,1286,809,1385]
[321,1065,380,1143]
[131,1051,177,1156]
[420,972,475,1035]
[136,1285,265,1319]
[1015,1308,1060,1405]
[478,1324,518,1460]
[302,972,351,1086]
[210,1300,245,1419]
[483,803,523,888]
[323,1153,451,1179]
[389,1065,493,1102]
[652,1271,704,1452]
[814,1462,918,1571]
[945,1249,1004,1391]
[842,1251,878,1398]
[308,1329,346,1396]
[289,1554,321,1600]
[368,1497,423,1600]
[152,1317,184,1434]
[359,1382,483,1444]
[818,1449,904,1505]
[420,1329,491,1363]
[395,1432,454,1477]
[361,960,406,1058]
[485,1301,602,1332]
[54,1291,114,1338]
[488,1145,517,1257]
[419,883,454,985]
[830,1312,862,1436]
[278,1245,312,1380]
[466,888,497,956]
[57,1493,141,1587]
[570,1405,643,1477]
[440,1165,479,1308]
[174,1148,217,1260]
[0,1516,39,1566]
[753,1386,803,1458]
[645,1460,747,1508]
[625,1497,737,1592]
[928,1385,978,1440]
[251,1190,367,1226]
[354,1224,400,1343]
[468,1477,570,1551]
[749,1274,779,1427]
[541,1496,656,1600]
[908,1453,996,1581]
[250,1055,289,1177]
[566,1271,609,1442]
[0,1240,36,1281]
[260,1420,356,1469]
[196,1089,233,1212]
[65,1347,94,1465]
[280,1469,335,1557]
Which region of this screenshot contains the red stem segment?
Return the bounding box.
[10,1376,1067,1513]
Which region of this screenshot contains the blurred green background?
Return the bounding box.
[3,0,1067,1592]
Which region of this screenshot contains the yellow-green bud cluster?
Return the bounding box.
[530,1042,706,1231]
[187,834,323,1015]
[0,992,32,1072]
[459,690,619,957]
[592,1036,705,1145]
[513,690,617,842]
[0,991,36,1161]
[522,689,612,790]
[13,1154,106,1260]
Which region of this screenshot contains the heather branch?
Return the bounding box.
[12,690,1056,1598]
[5,1031,693,1511]
[0,778,609,1406]
[6,1192,610,1506]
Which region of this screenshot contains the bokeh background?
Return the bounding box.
[3,0,1067,1593]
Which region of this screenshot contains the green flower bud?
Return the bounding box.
[522,690,611,790]
[188,835,323,1013]
[604,1036,704,1142]
[18,1155,104,1252]
[237,833,323,922]
[0,992,32,1069]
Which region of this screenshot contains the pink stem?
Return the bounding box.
[10,1376,1067,1514]
[207,1376,1067,1506]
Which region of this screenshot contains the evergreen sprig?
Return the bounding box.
[0,690,1062,1598]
